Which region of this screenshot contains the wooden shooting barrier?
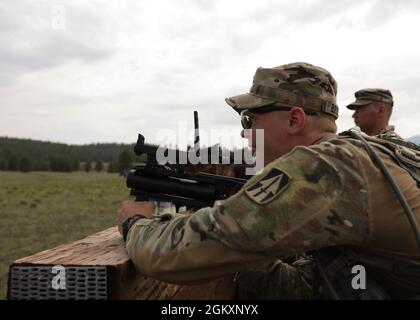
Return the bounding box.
[8,164,245,300]
[8,227,236,300]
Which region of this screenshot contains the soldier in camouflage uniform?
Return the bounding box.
[347,88,402,139]
[117,62,420,299]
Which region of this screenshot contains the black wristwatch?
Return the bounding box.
[122,214,146,242]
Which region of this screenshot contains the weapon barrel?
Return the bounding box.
[127,171,217,201]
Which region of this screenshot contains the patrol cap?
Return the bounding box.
[346,88,394,110]
[225,62,339,119]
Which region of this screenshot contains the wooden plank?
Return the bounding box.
[10,227,236,300]
[14,227,128,266]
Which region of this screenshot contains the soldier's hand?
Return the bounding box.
[117,200,156,235]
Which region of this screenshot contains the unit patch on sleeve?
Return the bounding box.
[245,168,290,205]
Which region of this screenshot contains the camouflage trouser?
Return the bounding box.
[235,256,315,300]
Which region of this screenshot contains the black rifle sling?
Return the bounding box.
[314,129,420,299]
[347,128,420,250]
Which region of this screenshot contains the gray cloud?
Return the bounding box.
[249,0,357,26]
[366,0,420,28]
[0,0,419,145]
[0,1,115,85]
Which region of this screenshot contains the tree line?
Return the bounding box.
[0,136,254,174]
[0,137,144,173]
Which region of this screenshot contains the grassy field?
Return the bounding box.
[0,171,130,300]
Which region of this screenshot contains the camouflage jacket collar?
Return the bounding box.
[312,133,338,145]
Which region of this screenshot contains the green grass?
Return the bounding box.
[0,171,130,300]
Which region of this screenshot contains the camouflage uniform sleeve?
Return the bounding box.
[126,143,369,284]
[125,207,274,284]
[220,143,369,256]
[235,256,315,300]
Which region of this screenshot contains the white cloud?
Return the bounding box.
[0,0,419,146]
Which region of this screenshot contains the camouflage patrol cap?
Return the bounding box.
[225,62,339,119]
[346,88,393,110]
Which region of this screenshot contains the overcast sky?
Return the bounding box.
[1,0,419,148]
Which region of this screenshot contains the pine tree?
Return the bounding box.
[118,151,134,175]
[107,161,119,173]
[0,160,6,171]
[8,155,18,171]
[107,162,114,173]
[96,161,103,172]
[20,157,31,172]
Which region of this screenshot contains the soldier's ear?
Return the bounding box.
[288,107,306,134]
[377,103,388,115]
